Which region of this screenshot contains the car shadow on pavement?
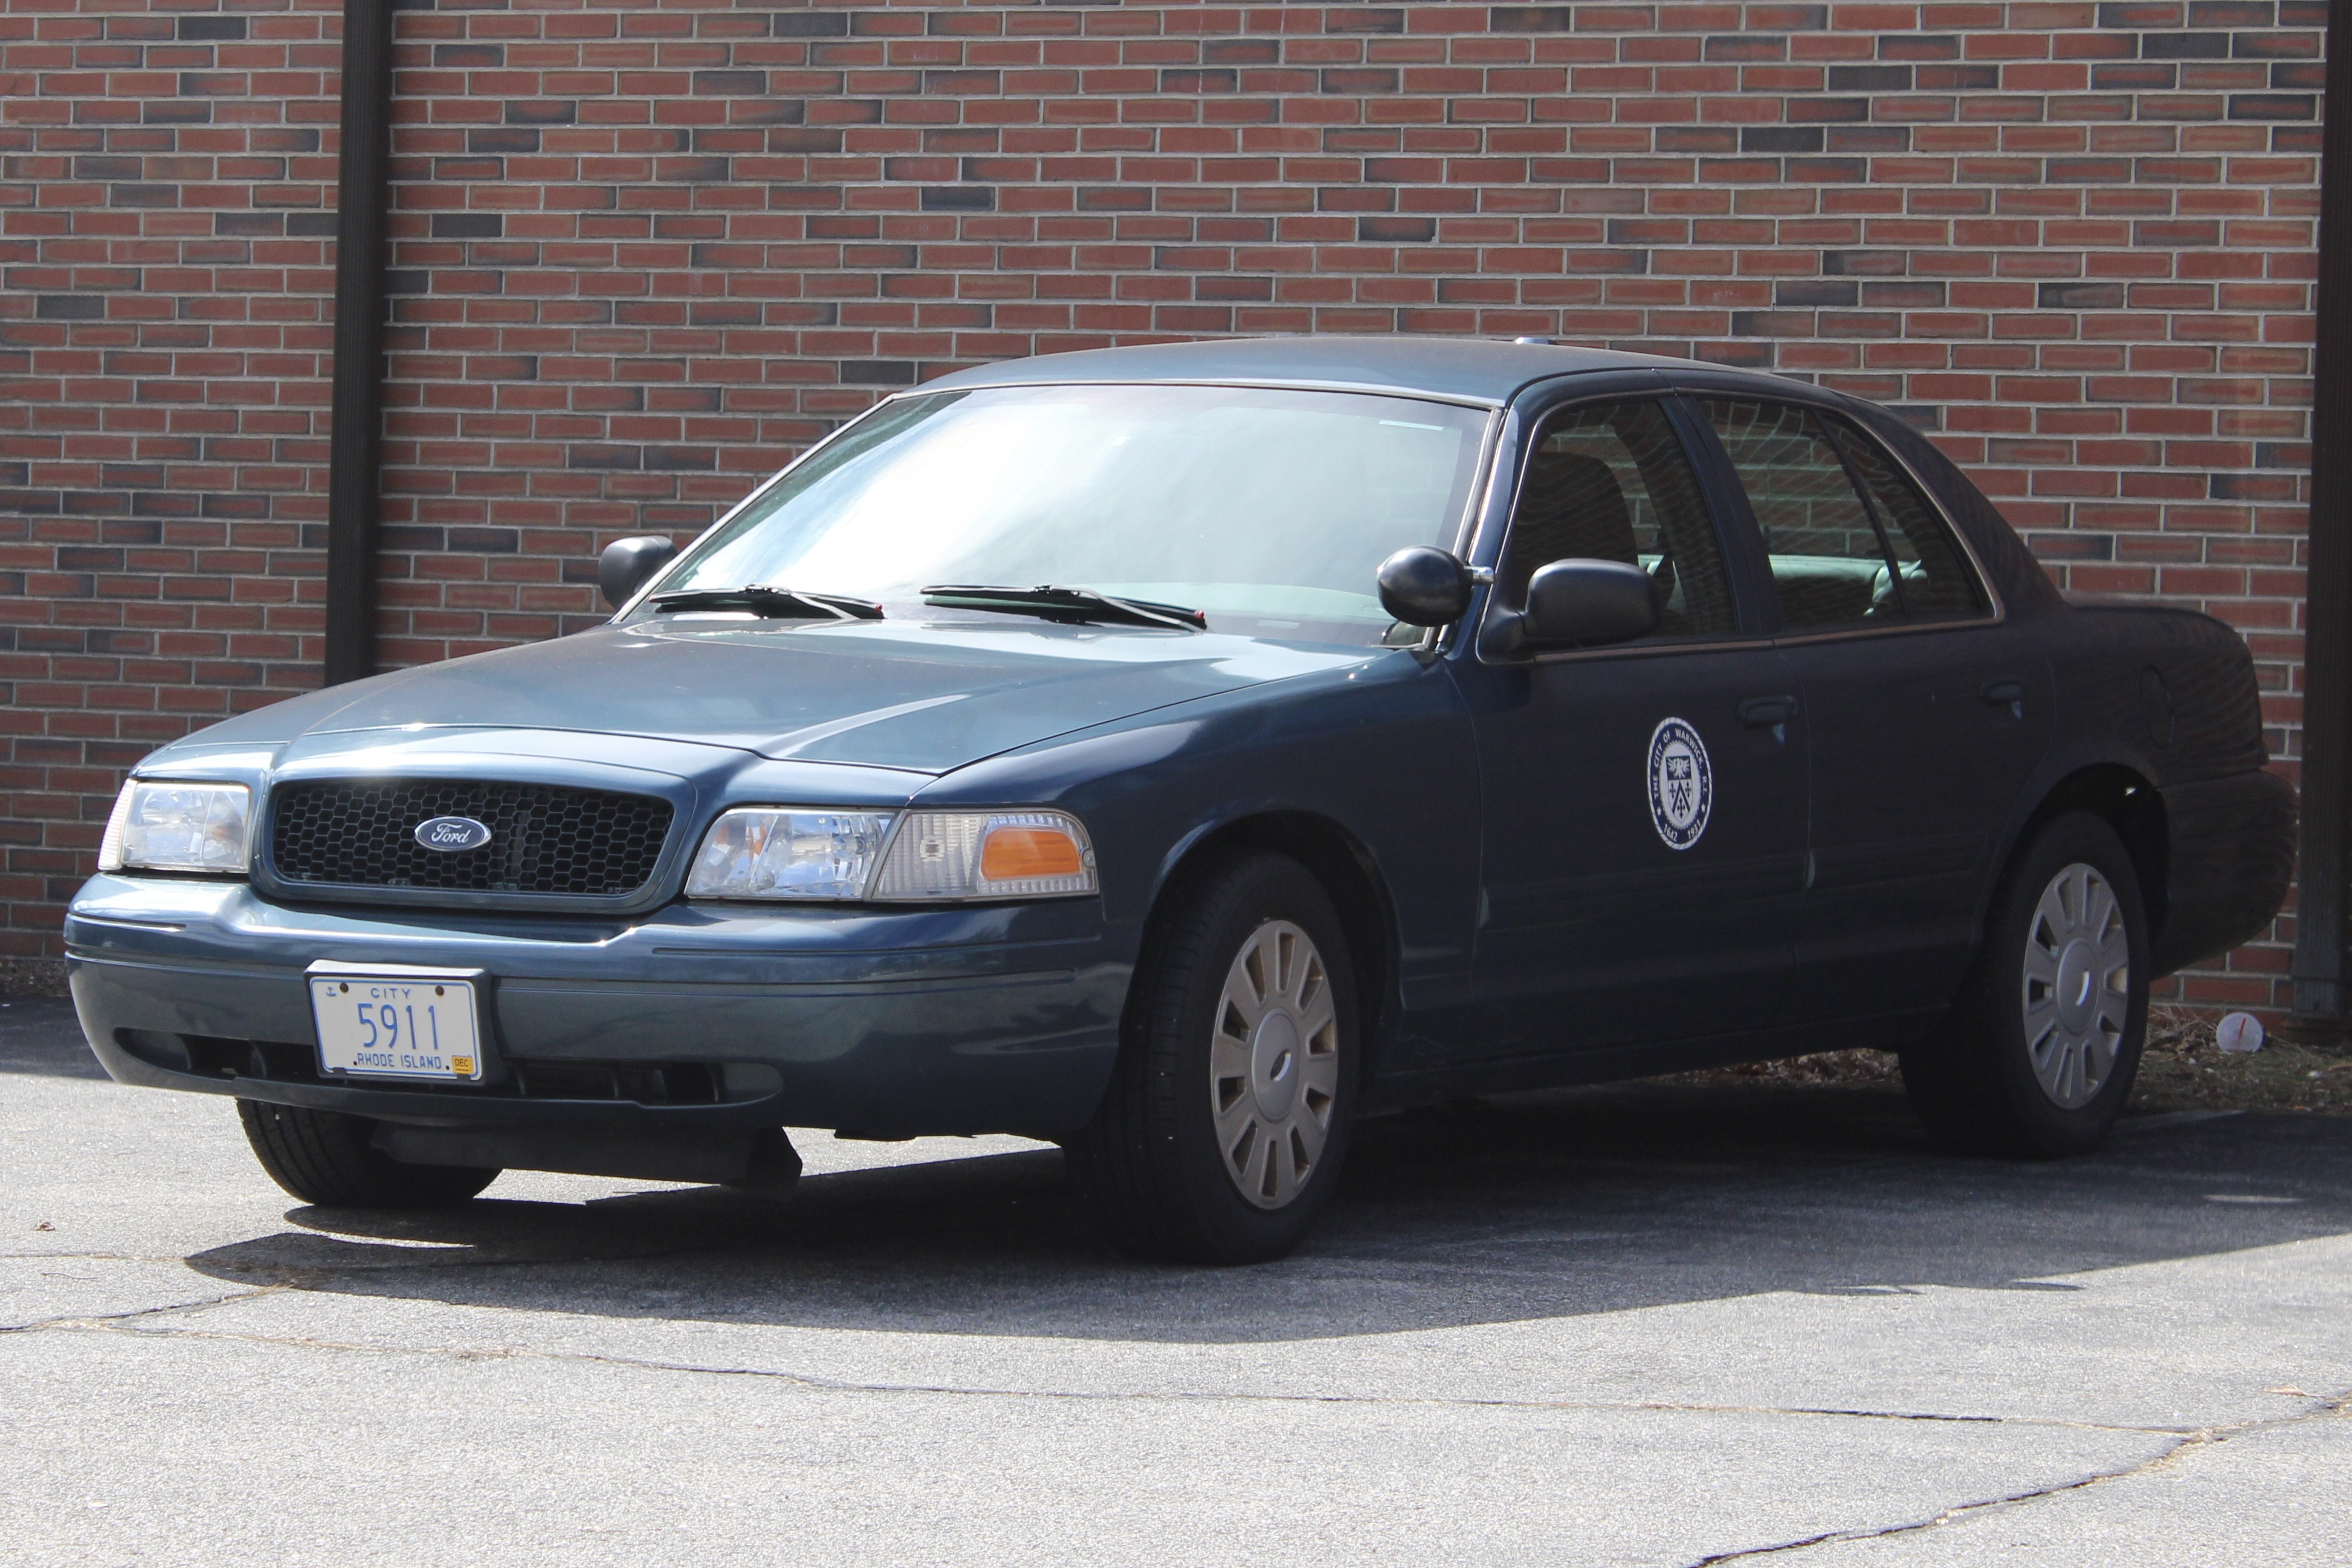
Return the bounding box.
[181,1084,2352,1342]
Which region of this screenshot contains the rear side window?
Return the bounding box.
[1701,398,1987,631]
[1498,399,1738,640]
[1821,418,1986,620]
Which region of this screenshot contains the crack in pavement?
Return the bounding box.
[12,1309,2278,1441]
[201,1239,795,1277]
[0,1251,195,1263]
[1682,1390,2352,1566]
[0,1285,289,1337]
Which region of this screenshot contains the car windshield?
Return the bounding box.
[646,383,1491,646]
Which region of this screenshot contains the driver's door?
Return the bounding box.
[1455,395,1809,1060]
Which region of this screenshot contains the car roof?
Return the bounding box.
[916,335,1699,407]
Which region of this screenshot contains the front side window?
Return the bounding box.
[1496,399,1737,640]
[648,384,1491,647]
[1702,398,1986,631]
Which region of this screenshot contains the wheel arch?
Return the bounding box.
[2008,763,2169,941]
[1142,811,1403,1076]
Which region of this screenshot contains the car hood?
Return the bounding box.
[181,619,1380,775]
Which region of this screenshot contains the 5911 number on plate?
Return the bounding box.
[311,975,483,1082]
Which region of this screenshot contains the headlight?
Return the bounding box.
[684,807,1097,902]
[97,781,252,874]
[684,810,896,900]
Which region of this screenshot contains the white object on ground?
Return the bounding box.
[2216,1011,2265,1054]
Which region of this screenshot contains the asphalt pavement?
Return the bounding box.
[4,993,2348,1566]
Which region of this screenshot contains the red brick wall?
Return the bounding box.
[1,0,2324,1016]
[2,0,341,966]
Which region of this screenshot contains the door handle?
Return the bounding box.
[1737,695,1798,728]
[1981,679,2026,718]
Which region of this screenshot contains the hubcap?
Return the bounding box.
[2021,862,2131,1109]
[1210,919,1340,1210]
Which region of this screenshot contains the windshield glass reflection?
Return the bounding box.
[650,384,1491,646]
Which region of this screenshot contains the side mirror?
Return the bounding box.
[598,536,678,610]
[1520,558,1659,648]
[1376,546,1476,628]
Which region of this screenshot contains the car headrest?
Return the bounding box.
[1500,451,1640,606]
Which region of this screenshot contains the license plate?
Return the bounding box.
[311,972,485,1082]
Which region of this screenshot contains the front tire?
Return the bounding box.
[237,1101,499,1207]
[1901,810,2150,1157]
[1067,851,1359,1264]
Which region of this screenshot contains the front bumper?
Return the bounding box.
[66,875,1133,1141]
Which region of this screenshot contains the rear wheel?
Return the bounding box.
[1067,851,1359,1264]
[237,1100,499,1207]
[1901,811,2150,1157]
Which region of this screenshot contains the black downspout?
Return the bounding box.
[2289,0,2352,1037]
[323,0,394,687]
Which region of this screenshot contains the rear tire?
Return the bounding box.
[1067,851,1359,1265]
[237,1100,499,1207]
[1901,811,2150,1158]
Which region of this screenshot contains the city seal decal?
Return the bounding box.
[414,816,494,853]
[1646,718,1712,850]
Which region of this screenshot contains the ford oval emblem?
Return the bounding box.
[414,816,494,853]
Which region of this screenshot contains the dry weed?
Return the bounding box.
[1659,1004,2352,1115]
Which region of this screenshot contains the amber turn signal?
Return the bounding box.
[981,824,1086,882]
[871,808,1097,900]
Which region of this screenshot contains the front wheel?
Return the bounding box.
[1067,851,1359,1264]
[1901,810,2150,1157]
[238,1101,499,1207]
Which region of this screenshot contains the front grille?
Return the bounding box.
[268,779,674,897]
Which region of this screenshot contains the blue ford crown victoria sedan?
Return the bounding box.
[67,337,2294,1262]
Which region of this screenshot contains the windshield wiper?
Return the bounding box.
[919,584,1206,631]
[645,586,884,621]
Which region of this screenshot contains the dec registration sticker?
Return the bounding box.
[310,973,485,1082]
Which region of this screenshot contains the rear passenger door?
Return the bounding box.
[1690,393,2053,1023]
